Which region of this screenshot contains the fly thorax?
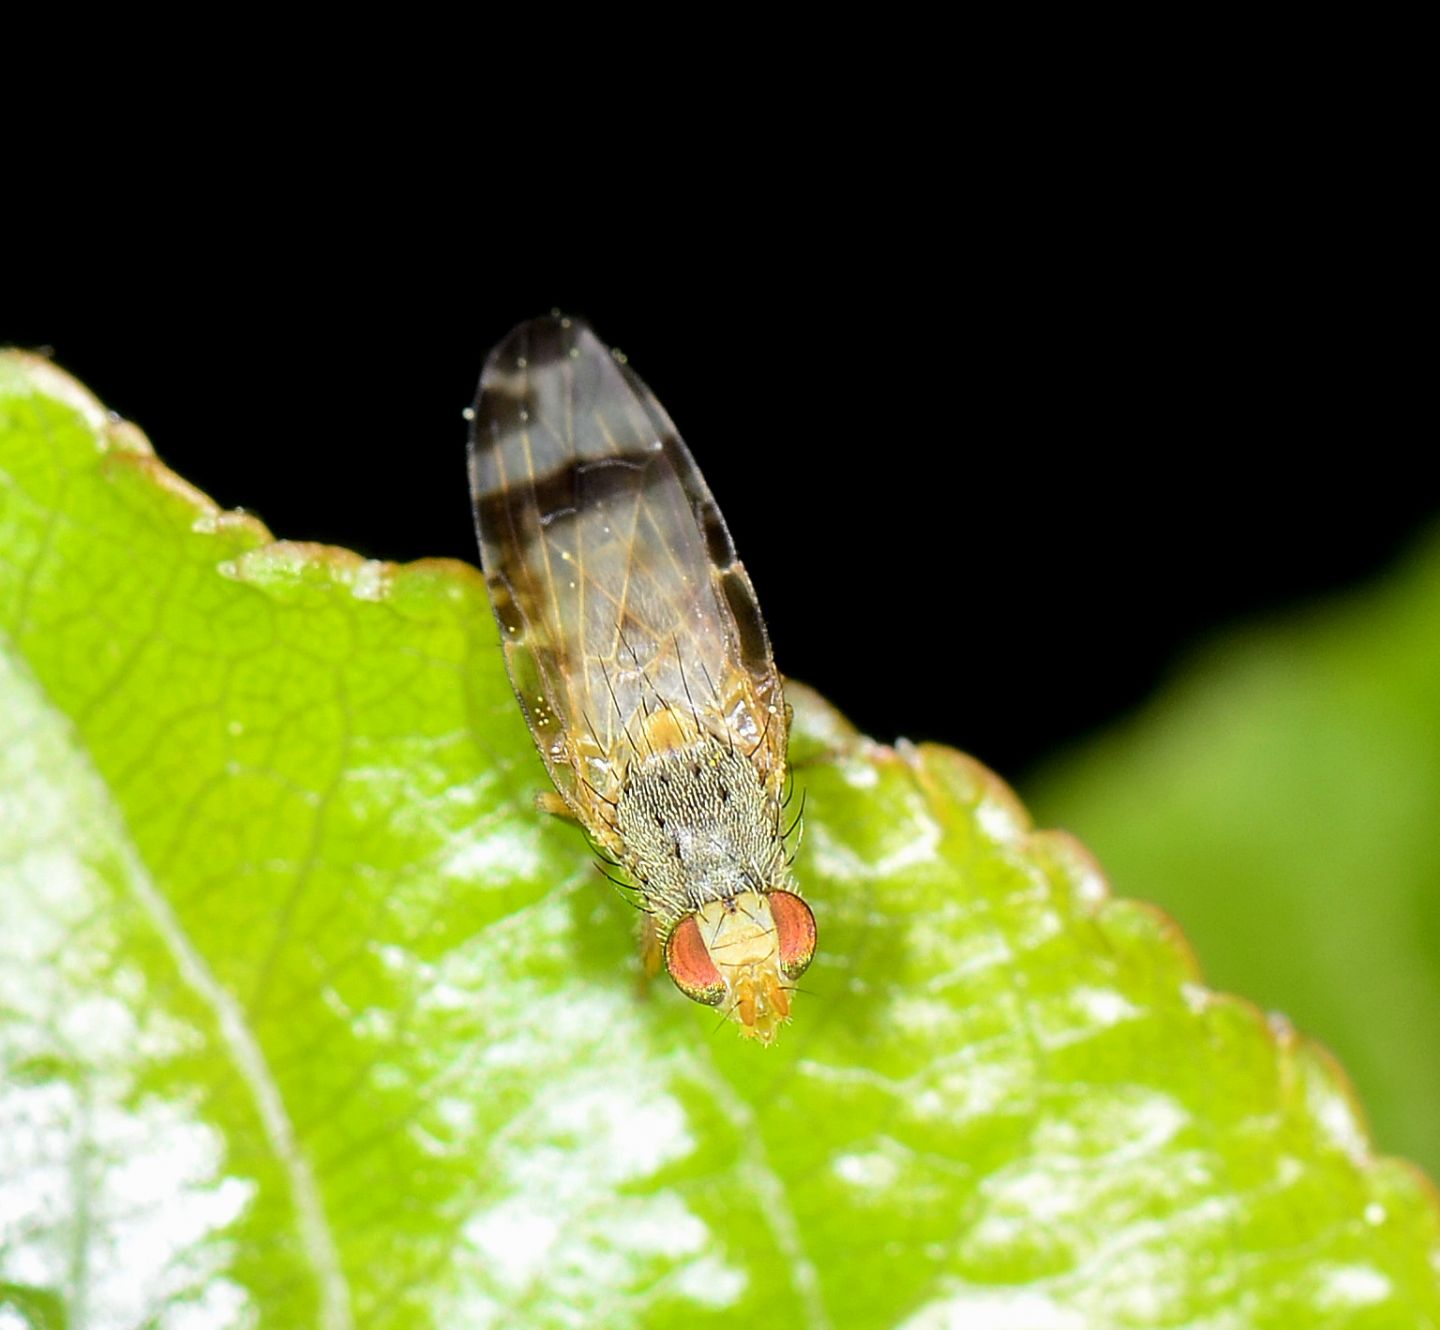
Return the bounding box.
[615,737,783,925]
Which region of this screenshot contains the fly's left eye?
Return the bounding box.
[769,891,817,979]
[664,914,726,1006]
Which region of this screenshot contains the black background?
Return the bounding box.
[7,156,1429,779]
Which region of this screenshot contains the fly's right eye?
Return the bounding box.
[664,914,727,1006]
[768,891,817,980]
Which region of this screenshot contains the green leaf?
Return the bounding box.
[1028,529,1440,1190]
[1,351,1437,1329]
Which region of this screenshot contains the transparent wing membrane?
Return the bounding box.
[469,316,785,839]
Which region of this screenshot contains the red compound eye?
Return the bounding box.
[769,891,817,979]
[664,914,726,1006]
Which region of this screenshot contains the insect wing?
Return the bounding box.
[468,317,784,836]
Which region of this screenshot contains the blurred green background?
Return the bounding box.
[1027,528,1440,1181]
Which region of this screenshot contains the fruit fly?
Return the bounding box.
[468,315,816,1043]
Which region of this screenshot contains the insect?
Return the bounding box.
[468,315,816,1043]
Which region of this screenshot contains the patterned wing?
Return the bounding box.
[468,315,785,839]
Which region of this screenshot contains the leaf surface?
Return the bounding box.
[1,352,1437,1329]
[1030,532,1440,1185]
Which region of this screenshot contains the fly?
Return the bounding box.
[468,315,816,1043]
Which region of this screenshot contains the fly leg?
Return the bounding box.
[534,790,577,819]
[637,913,664,993]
